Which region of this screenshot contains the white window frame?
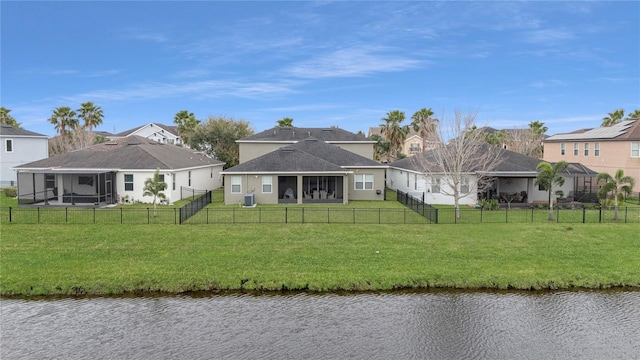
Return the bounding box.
[5,139,13,153]
[584,143,589,156]
[172,173,176,191]
[632,142,640,158]
[432,177,441,194]
[188,171,192,187]
[231,176,242,193]
[594,142,600,157]
[262,176,272,193]
[560,143,565,156]
[124,174,134,191]
[355,174,373,190]
[573,143,579,156]
[460,177,470,194]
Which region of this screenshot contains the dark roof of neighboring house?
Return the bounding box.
[389,143,595,176]
[16,136,223,171]
[224,138,385,173]
[0,124,48,137]
[239,126,373,143]
[112,123,179,137]
[545,119,640,141]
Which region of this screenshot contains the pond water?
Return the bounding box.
[2,290,639,359]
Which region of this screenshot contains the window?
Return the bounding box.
[432,177,441,194]
[594,143,600,157]
[584,143,589,156]
[632,142,640,158]
[560,143,565,156]
[262,176,272,193]
[355,174,373,190]
[231,176,242,193]
[158,174,165,183]
[460,178,470,194]
[410,143,421,153]
[172,173,176,191]
[124,174,134,191]
[414,174,418,190]
[188,171,192,187]
[46,174,55,189]
[573,143,579,156]
[78,176,94,186]
[5,139,13,152]
[406,173,410,188]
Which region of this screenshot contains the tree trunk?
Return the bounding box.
[548,190,554,221]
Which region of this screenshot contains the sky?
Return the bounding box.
[2,1,639,138]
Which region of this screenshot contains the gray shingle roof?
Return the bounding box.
[223,146,347,173]
[0,124,48,137]
[223,138,384,173]
[239,126,373,142]
[389,143,595,175]
[16,136,223,171]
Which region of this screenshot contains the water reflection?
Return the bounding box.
[2,291,639,359]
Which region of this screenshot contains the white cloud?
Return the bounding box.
[285,46,422,79]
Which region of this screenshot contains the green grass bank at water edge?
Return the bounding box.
[1,223,639,297]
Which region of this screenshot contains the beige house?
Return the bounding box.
[543,119,640,192]
[367,127,441,159]
[223,128,386,205]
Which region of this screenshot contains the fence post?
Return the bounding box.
[379,208,381,224]
[353,208,355,224]
[404,208,406,224]
[93,208,96,224]
[233,207,236,224]
[65,207,68,223]
[327,208,330,224]
[302,207,305,224]
[147,208,150,224]
[505,207,508,223]
[480,207,483,223]
[599,207,602,223]
[38,207,41,224]
[582,206,586,223]
[435,208,438,224]
[625,207,628,223]
[121,208,123,224]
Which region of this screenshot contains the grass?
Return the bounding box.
[1,222,639,297]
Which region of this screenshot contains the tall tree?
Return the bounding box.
[143,168,167,217]
[370,134,390,162]
[411,107,440,151]
[535,161,568,221]
[411,110,505,218]
[77,102,103,132]
[596,169,635,221]
[49,106,79,140]
[601,108,625,127]
[625,109,640,120]
[380,110,409,160]
[189,116,254,169]
[277,117,294,127]
[0,107,21,128]
[174,110,200,146]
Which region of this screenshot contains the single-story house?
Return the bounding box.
[222,137,387,205]
[14,136,224,206]
[0,124,49,187]
[387,145,598,206]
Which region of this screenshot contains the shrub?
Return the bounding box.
[2,186,17,198]
[480,198,499,210]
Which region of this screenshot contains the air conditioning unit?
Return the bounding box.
[244,193,255,207]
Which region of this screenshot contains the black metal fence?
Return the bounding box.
[396,190,438,223]
[179,191,211,224]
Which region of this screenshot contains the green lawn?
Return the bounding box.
[1,222,639,296]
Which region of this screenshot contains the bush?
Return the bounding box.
[2,186,17,198]
[480,198,499,210]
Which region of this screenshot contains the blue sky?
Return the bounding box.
[2,1,639,137]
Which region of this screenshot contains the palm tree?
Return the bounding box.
[596,169,635,221]
[174,110,200,146]
[535,161,568,221]
[143,169,167,217]
[529,120,548,157]
[380,110,408,160]
[277,117,293,127]
[625,109,640,120]
[78,102,103,132]
[370,134,390,162]
[601,108,625,127]
[410,108,439,148]
[49,106,79,140]
[0,107,21,128]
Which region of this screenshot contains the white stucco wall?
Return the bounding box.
[2,136,49,186]
[386,167,478,206]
